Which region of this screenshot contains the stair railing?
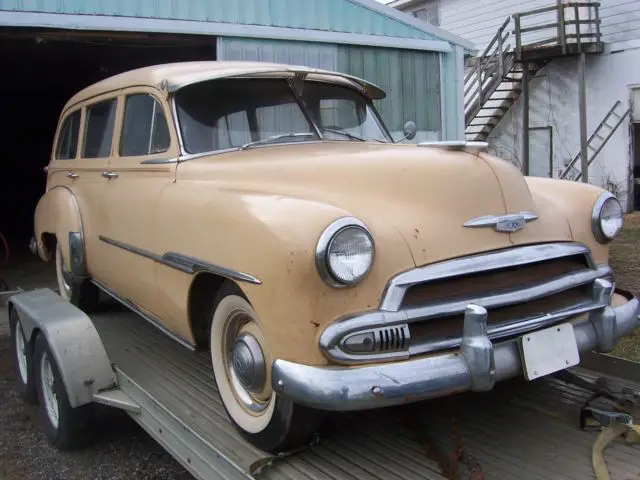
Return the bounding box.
[463,17,511,122]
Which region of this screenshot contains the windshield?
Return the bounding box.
[174,77,392,155]
[300,81,391,143]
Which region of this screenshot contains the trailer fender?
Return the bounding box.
[8,288,116,407]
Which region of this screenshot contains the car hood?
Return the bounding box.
[179,142,573,267]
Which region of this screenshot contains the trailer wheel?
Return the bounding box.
[9,308,38,405]
[33,333,95,450]
[55,242,99,312]
[209,283,323,454]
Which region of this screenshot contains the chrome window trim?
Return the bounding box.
[379,242,593,312]
[591,191,622,244]
[315,217,375,288]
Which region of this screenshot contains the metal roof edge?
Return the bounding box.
[349,0,476,51]
[0,10,452,53]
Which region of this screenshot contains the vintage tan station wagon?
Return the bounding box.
[31,60,639,453]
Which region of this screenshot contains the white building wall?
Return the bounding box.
[396,0,640,52]
[487,48,640,209]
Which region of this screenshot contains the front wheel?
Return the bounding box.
[209,284,323,453]
[55,241,99,312]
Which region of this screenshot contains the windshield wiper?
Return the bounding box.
[323,128,387,143]
[241,132,315,150]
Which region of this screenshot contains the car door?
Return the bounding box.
[47,97,115,277]
[96,87,179,314]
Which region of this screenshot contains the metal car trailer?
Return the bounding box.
[6,287,640,480]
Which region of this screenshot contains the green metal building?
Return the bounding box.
[0,0,472,141]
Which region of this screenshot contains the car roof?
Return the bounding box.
[63,60,386,112]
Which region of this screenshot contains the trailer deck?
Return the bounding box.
[88,301,640,480]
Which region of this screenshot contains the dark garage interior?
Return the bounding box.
[0,27,215,264]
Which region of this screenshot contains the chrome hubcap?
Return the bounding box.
[225,312,270,414]
[232,332,266,393]
[40,352,59,428]
[15,322,28,384]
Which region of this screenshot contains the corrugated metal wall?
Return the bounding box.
[0,0,439,40]
[218,37,442,140]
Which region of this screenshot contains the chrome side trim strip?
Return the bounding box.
[140,157,178,165]
[162,252,262,285]
[380,242,593,312]
[92,280,195,351]
[99,236,262,285]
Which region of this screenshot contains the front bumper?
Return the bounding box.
[271,283,639,412]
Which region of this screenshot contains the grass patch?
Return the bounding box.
[609,212,640,362]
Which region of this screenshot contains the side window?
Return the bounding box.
[55,110,81,160]
[83,99,117,159]
[120,94,171,157]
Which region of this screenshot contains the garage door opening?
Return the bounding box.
[0,27,215,261]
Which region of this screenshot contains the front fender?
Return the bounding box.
[525,177,613,264]
[154,183,415,366]
[34,186,84,269]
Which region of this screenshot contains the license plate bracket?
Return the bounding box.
[519,323,580,381]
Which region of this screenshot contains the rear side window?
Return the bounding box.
[120,94,171,156]
[83,99,117,158]
[55,110,81,160]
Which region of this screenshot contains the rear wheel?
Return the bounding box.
[33,333,95,450]
[55,241,99,312]
[209,283,323,453]
[9,308,38,405]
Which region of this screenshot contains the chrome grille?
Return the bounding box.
[320,242,614,365]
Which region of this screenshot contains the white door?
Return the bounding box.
[529,127,553,177]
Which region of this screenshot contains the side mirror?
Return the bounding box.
[396,120,417,143]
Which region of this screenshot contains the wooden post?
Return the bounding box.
[522,62,530,175]
[578,52,588,183]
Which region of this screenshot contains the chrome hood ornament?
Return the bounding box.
[464,212,538,233]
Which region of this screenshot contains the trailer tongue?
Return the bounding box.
[7,288,640,480]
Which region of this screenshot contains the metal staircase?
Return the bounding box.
[464,2,604,142]
[559,101,631,181]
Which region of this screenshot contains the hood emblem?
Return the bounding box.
[464,212,538,233]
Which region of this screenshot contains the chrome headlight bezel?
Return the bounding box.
[315,217,375,288]
[591,191,624,244]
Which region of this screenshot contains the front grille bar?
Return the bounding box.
[404,264,610,322]
[380,242,593,312]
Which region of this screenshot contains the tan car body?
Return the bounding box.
[35,62,614,370]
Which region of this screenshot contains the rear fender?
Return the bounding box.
[8,288,116,407]
[34,186,86,275]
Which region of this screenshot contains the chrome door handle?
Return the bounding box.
[102,171,119,179]
[66,172,79,179]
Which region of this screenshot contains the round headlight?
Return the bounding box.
[316,218,375,287]
[592,192,624,243]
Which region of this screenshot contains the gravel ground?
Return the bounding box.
[0,257,192,480]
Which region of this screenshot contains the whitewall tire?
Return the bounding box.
[208,282,323,453]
